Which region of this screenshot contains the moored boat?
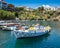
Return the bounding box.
[2,26,16,31]
[0,21,7,26]
[12,24,51,38]
[2,23,19,31]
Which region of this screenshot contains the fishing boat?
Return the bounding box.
[0,20,21,30]
[2,26,16,31]
[2,23,19,31]
[12,24,51,38]
[0,21,7,26]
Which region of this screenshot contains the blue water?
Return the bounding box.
[0,21,60,48]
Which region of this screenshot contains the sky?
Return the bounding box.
[5,0,60,8]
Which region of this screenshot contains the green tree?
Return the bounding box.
[7,4,15,11]
[15,12,18,17]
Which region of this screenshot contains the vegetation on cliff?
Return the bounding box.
[0,5,60,21]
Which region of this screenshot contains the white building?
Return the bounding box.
[42,5,56,11]
[0,0,7,10]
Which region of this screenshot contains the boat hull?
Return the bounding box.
[12,30,49,39]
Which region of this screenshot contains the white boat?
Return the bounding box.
[2,23,19,31]
[0,21,18,30]
[12,26,51,38]
[2,26,16,31]
[0,21,7,26]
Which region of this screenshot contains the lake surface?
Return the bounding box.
[0,21,60,48]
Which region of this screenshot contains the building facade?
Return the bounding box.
[0,0,7,10]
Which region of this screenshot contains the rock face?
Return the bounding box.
[56,16,60,21]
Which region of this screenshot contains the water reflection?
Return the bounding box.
[14,33,50,48]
